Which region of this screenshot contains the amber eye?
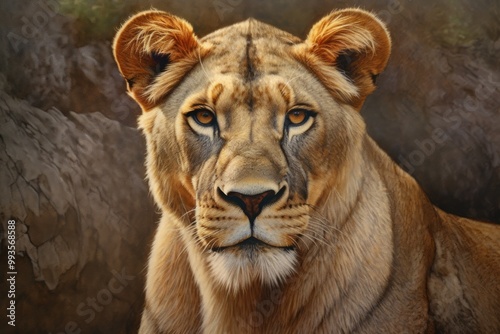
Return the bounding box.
[191,109,215,127]
[286,109,310,126]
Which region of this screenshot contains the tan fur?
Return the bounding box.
[113,8,500,333]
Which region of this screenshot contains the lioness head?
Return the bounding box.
[114,8,391,291]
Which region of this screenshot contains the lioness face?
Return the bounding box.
[114,10,390,291]
[143,28,365,291]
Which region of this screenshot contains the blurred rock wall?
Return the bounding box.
[0,73,157,333]
[0,0,140,126]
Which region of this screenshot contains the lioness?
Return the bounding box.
[113,8,500,333]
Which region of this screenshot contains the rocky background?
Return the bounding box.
[0,0,498,333]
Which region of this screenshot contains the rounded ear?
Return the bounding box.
[299,8,391,110]
[113,10,201,111]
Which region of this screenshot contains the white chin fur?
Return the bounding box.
[207,248,297,292]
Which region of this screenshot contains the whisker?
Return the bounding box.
[198,48,213,84]
[180,208,197,222]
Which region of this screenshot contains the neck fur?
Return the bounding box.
[185,136,395,333]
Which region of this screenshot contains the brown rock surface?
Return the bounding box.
[0,74,157,332]
[0,0,140,126]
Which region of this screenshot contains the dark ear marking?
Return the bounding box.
[371,73,379,84]
[337,51,356,79]
[113,10,201,111]
[303,8,391,110]
[126,78,135,89]
[152,52,171,75]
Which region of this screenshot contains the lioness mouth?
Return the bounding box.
[211,236,295,253]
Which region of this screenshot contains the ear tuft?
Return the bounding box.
[298,8,391,110]
[113,10,201,111]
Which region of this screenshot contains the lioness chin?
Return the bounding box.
[113,7,500,333]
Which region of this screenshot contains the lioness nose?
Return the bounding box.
[218,188,285,223]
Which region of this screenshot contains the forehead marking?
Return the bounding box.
[245,28,257,82]
[278,83,292,106]
[210,83,224,105]
[244,26,257,111]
